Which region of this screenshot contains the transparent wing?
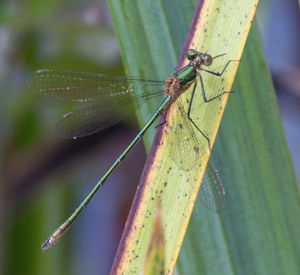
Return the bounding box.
[26,69,165,103]
[199,162,226,212]
[54,104,128,139]
[27,69,165,138]
[168,99,204,171]
[168,98,226,212]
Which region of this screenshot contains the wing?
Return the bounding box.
[54,104,128,139]
[167,98,226,212]
[27,69,166,138]
[199,161,226,212]
[168,98,207,171]
[26,69,165,103]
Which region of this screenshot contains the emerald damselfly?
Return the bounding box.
[26,49,234,251]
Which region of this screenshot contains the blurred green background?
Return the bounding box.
[1,0,299,274]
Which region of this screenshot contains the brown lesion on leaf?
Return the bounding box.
[143,202,166,274]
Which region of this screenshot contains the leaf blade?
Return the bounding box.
[108,0,259,273]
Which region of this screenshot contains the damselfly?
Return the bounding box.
[26,49,235,251]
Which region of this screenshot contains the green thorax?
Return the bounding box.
[173,64,196,87]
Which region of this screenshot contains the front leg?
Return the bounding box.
[202,59,239,76]
[198,72,234,103]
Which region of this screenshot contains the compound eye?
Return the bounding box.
[203,54,212,66]
[186,49,198,61]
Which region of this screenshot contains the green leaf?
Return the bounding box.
[108,0,260,273]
